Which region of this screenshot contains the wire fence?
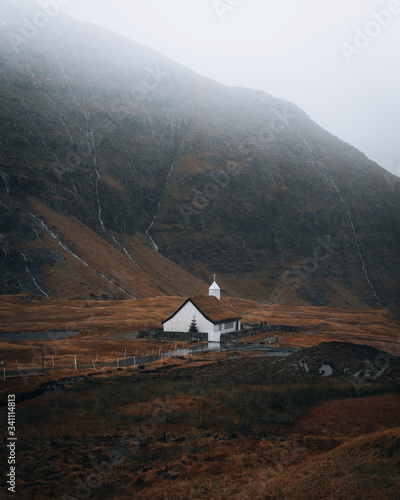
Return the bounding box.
[1,343,195,380]
[1,324,299,380]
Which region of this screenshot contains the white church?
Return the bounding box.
[162,276,242,342]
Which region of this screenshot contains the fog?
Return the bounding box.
[57,1,400,176]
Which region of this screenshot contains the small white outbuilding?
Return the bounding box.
[162,276,241,342]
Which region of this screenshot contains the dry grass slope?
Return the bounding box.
[0,295,399,499]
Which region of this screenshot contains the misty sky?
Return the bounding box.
[58,0,400,176]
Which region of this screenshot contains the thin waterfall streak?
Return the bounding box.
[303,140,382,305]
[29,214,137,298]
[146,125,192,251]
[20,252,48,297]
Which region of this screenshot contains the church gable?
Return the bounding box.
[162,298,205,325]
[162,298,214,334]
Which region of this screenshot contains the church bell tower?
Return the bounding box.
[209,273,221,300]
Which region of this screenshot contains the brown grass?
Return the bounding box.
[0,347,399,499]
[294,392,400,438]
[1,295,399,402]
[2,295,399,346]
[26,197,208,300]
[249,427,400,500]
[1,294,399,499]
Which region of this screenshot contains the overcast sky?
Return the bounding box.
[57,0,400,176]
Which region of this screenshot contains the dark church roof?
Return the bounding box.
[162,295,241,325]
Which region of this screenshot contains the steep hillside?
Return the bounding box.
[1,0,399,310]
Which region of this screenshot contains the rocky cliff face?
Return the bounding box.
[1,0,400,311]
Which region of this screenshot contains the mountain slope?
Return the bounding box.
[1,0,399,311]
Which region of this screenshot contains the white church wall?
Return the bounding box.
[163,301,214,333]
[208,331,221,342]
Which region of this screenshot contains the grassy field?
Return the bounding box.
[1,358,399,499]
[1,294,399,386]
[1,295,400,498]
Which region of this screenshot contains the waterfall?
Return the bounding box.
[146,124,192,251]
[28,214,137,298]
[303,140,382,306]
[42,91,74,145]
[0,169,10,195]
[108,232,140,267]
[20,252,49,297]
[29,214,89,267]
[82,106,140,266]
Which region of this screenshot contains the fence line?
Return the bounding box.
[1,346,194,380]
[2,324,299,379]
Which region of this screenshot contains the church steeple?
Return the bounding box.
[209,273,221,300]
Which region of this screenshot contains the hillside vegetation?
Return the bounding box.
[0,1,399,312]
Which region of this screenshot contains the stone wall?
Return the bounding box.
[221,324,299,343]
[150,324,299,342]
[155,331,208,342]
